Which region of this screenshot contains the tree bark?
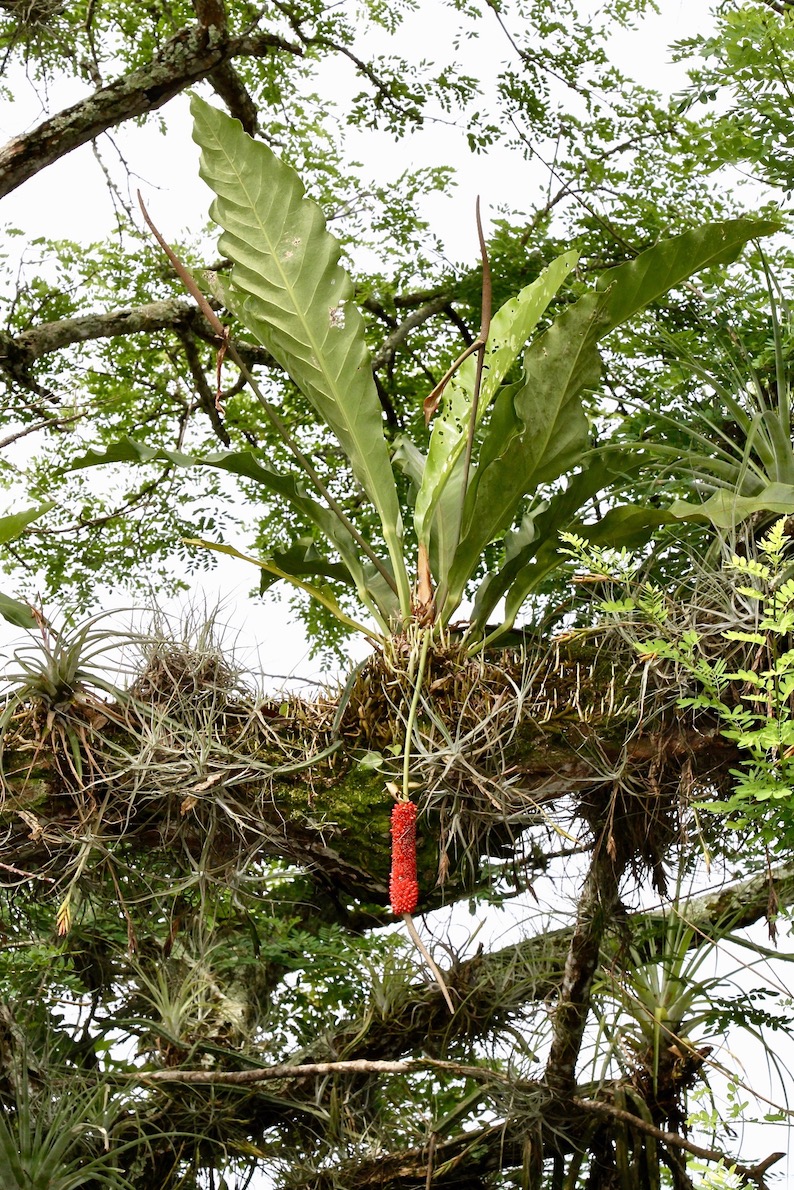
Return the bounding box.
[544,842,623,1098]
[0,24,302,200]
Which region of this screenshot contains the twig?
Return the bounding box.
[0,861,55,883]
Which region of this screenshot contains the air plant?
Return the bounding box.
[0,610,136,788]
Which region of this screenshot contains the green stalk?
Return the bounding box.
[403,628,432,802]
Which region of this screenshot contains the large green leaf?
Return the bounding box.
[441,296,600,617]
[444,217,780,621]
[414,251,578,567]
[256,536,353,595]
[0,503,54,628]
[70,439,398,629]
[0,503,54,544]
[593,218,781,324]
[669,483,794,529]
[191,96,411,618]
[467,454,637,634]
[185,538,382,643]
[474,504,678,650]
[0,592,37,630]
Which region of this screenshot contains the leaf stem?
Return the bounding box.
[403,626,431,802]
[460,199,492,515]
[402,911,455,1014]
[433,201,492,616]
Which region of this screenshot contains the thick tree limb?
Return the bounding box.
[134,1056,513,1085]
[545,843,622,1097]
[0,23,302,200]
[14,299,212,358]
[0,634,752,916]
[0,299,278,394]
[1,283,465,414]
[192,0,259,133]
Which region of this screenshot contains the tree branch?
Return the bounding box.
[370,295,451,371]
[0,23,302,199]
[192,0,259,134]
[133,1055,513,1086]
[175,326,231,446]
[544,842,623,1097]
[575,1097,786,1190]
[1,299,278,388]
[757,0,794,15]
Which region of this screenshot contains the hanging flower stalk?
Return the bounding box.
[389,799,419,915]
[385,627,454,1013]
[388,797,454,1014]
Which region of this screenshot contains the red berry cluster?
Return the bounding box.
[389,800,419,915]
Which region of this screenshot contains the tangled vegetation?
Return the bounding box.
[3,1,794,1187]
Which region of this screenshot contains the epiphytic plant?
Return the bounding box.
[74,99,778,650]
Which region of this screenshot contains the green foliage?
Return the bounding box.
[564,518,794,848]
[599,908,722,1099]
[0,505,53,627]
[686,1158,743,1190]
[0,1077,139,1190]
[5,4,794,1186]
[192,96,411,623]
[675,3,794,193]
[3,611,130,708]
[1,0,790,640]
[78,102,778,651]
[189,117,778,640]
[634,262,794,532]
[413,249,578,580]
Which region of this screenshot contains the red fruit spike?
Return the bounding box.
[389,800,418,916]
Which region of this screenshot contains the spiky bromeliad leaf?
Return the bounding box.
[190,96,411,621]
[414,251,578,584]
[445,217,781,623]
